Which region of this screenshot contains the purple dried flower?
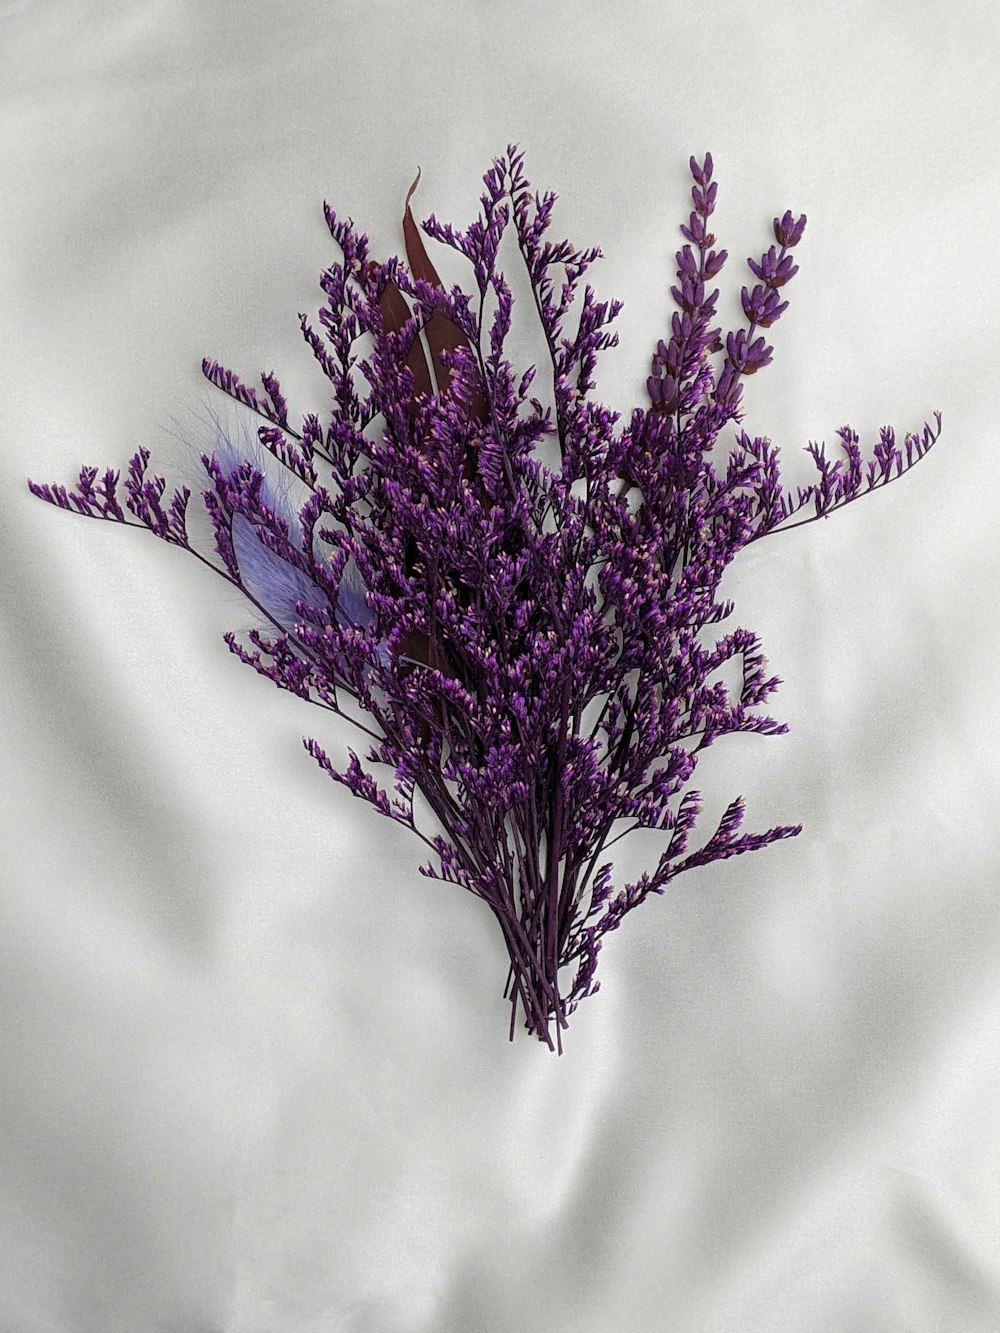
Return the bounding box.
[773,209,808,247]
[29,149,938,1050]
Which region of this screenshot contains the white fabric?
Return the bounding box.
[3,2,999,1329]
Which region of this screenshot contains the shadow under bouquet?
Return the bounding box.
[30,148,938,1051]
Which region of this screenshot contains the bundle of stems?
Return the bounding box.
[30,149,938,1048]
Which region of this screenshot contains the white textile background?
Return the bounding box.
[2,3,999,1330]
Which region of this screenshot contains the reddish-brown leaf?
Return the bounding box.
[403,171,488,423]
[368,261,434,403]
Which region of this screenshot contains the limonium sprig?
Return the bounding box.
[29,149,938,1050]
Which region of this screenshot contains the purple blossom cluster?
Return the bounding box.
[29,149,938,1049]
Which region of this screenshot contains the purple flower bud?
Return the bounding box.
[773,210,807,247]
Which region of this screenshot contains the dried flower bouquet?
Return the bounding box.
[30,149,937,1050]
